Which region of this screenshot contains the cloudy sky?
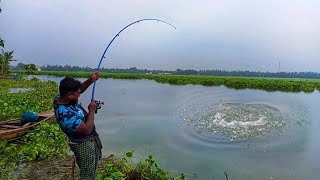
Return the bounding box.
[1,0,319,72]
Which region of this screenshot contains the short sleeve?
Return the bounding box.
[58,110,82,133]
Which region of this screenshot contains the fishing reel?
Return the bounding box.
[94,100,104,114]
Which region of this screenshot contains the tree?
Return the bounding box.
[0,50,14,76]
[24,64,38,75]
[0,0,3,48]
[0,37,3,48]
[16,62,25,70]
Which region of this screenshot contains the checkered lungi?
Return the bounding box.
[69,136,102,180]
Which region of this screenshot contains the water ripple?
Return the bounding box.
[190,103,287,140]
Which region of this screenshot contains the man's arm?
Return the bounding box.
[80,72,100,94]
[75,101,96,135]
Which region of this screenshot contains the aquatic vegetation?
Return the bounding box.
[0,78,58,121]
[29,70,320,93]
[0,122,68,178]
[97,152,185,180]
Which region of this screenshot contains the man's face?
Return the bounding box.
[67,89,81,104]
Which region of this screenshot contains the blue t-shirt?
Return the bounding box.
[53,94,97,141]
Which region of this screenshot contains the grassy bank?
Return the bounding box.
[0,122,185,179]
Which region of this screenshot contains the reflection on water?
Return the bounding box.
[32,75,319,180]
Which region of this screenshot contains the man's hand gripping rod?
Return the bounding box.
[92,79,104,114]
[94,100,104,114]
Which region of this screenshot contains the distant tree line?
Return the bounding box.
[197,70,320,79]
[10,63,320,79]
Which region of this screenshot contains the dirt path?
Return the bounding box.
[18,156,79,180]
[17,155,114,180]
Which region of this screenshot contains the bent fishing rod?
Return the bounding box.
[91,19,176,113]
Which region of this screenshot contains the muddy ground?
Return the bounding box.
[17,155,113,180]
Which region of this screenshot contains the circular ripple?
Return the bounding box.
[192,103,286,140]
[175,88,309,142]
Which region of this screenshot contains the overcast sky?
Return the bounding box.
[1,0,319,72]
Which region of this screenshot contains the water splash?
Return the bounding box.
[192,103,287,140]
[211,112,266,128]
[175,88,311,143]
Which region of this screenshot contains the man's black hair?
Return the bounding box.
[59,77,81,97]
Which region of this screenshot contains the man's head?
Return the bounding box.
[59,77,81,104]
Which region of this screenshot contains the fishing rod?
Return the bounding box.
[91,18,176,113]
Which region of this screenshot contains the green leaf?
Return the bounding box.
[148,154,153,160]
[125,151,133,158]
[0,37,4,47]
[111,171,125,178]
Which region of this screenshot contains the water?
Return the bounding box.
[31,75,320,180]
[9,88,34,93]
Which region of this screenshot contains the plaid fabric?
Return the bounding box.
[69,137,102,180]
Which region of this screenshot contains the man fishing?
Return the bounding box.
[53,72,102,180]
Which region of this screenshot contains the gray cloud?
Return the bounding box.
[1,0,319,72]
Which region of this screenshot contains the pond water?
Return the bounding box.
[31,75,320,180]
[9,88,34,93]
